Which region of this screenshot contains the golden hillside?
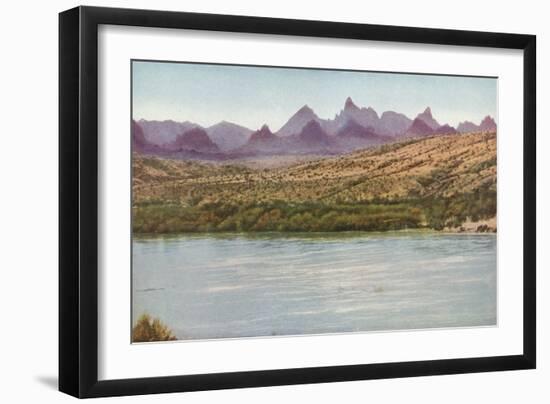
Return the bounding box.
[133,132,496,206]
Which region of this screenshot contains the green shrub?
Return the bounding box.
[132,188,495,234]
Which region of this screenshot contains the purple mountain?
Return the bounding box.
[239,121,336,156]
[138,119,199,145]
[238,124,283,155]
[479,116,497,132]
[132,120,147,152]
[249,124,279,143]
[167,127,220,154]
[276,105,321,137]
[137,119,253,151]
[291,120,334,153]
[457,120,479,133]
[415,107,440,130]
[434,124,458,135]
[274,99,446,140]
[335,97,379,131]
[335,119,388,151]
[343,97,379,126]
[205,121,252,151]
[378,111,412,136]
[132,120,165,154]
[135,98,497,160]
[406,117,435,137]
[457,116,498,134]
[337,119,380,140]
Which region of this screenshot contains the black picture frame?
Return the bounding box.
[59,5,536,398]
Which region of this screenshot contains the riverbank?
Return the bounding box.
[132,193,496,234]
[444,217,497,233]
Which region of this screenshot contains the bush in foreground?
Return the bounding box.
[132,313,177,342]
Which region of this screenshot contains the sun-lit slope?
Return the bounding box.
[278,131,496,202]
[133,132,496,207]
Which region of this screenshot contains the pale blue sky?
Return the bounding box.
[132,60,497,131]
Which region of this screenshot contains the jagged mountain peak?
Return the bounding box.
[344,96,359,111]
[479,116,497,131]
[416,107,440,130]
[337,98,379,131]
[417,107,434,121]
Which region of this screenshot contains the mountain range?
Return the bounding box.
[457,116,498,133]
[133,98,497,160]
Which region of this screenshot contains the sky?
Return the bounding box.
[132,60,497,131]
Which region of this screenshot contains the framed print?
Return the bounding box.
[59,6,536,398]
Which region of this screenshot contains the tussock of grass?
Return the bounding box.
[132,314,176,342]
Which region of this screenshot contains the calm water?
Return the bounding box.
[132,232,496,340]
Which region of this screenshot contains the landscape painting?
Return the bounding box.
[131,60,497,343]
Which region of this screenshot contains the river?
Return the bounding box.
[132,231,496,340]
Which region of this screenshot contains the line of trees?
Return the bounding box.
[132,187,496,234]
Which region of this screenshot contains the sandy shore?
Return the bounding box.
[444,217,496,233]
